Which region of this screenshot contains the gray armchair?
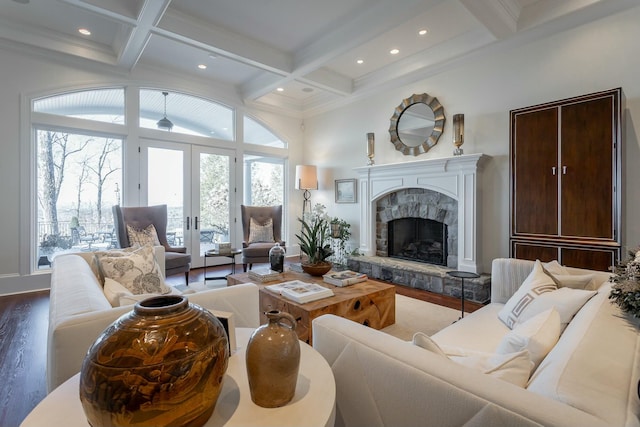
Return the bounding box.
[241,205,285,271]
[112,204,191,284]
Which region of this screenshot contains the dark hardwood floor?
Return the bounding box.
[0,261,482,426]
[0,290,49,427]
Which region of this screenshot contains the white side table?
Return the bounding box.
[21,328,336,427]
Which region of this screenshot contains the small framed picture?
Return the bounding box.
[335,179,357,203]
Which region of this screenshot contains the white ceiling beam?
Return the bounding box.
[116,0,172,69]
[299,68,353,97]
[156,8,292,75]
[242,0,445,101]
[0,16,116,65]
[460,0,522,39]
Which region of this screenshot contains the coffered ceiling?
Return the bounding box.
[0,0,635,117]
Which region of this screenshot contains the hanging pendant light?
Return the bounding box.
[157,91,174,131]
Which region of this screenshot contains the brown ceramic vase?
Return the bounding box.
[245,310,300,408]
[79,295,229,427]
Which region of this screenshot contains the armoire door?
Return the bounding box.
[511,107,559,237]
[560,96,615,240]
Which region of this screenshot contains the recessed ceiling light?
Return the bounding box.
[390,48,400,55]
[78,28,91,36]
[418,29,428,36]
[276,87,284,92]
[198,64,207,70]
[356,59,364,64]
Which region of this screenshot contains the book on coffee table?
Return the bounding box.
[323,270,367,287]
[266,280,334,304]
[248,268,283,283]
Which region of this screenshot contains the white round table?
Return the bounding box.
[21,328,336,427]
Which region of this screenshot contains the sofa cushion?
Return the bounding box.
[527,283,640,427]
[96,245,170,295]
[498,260,557,328]
[432,303,510,353]
[248,217,274,243]
[496,308,561,370]
[103,277,129,306]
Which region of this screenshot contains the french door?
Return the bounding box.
[142,140,236,268]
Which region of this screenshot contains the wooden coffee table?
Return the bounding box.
[228,271,395,344]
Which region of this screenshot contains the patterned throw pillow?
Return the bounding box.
[126,224,161,247]
[498,260,557,329]
[248,218,274,243]
[97,245,170,295]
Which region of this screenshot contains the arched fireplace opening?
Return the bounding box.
[388,217,447,266]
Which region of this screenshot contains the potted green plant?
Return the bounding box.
[609,247,640,317]
[296,204,334,276]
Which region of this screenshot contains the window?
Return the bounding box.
[34,88,125,124]
[36,129,122,266]
[243,155,284,206]
[139,89,234,139]
[30,86,288,272]
[244,116,287,148]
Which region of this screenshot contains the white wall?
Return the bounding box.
[303,6,640,274]
[0,46,304,294]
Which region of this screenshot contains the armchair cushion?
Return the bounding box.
[126,223,161,247]
[248,217,275,243]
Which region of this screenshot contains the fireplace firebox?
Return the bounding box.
[388,217,447,266]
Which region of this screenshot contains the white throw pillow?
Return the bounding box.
[498,260,557,328]
[446,348,533,387]
[516,287,597,330]
[452,350,532,387]
[496,308,561,370]
[412,336,533,387]
[248,218,275,243]
[103,277,133,307]
[412,332,447,357]
[543,260,594,290]
[118,287,182,306]
[97,245,170,295]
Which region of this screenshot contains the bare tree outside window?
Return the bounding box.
[37,129,122,263]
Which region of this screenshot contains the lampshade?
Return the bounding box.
[295,165,318,190]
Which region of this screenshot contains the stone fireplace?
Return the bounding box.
[349,154,490,303]
[353,153,486,273]
[378,188,457,268]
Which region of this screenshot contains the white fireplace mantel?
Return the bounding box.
[354,153,487,273]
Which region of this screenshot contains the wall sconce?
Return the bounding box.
[294,165,318,218]
[453,114,464,155]
[366,132,375,165]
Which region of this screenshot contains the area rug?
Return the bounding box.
[381,294,460,340]
[175,282,460,341]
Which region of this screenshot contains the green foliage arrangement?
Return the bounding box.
[609,248,640,317]
[296,204,334,265]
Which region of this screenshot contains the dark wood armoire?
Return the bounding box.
[509,88,624,272]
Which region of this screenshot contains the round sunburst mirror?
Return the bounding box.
[389,93,445,156]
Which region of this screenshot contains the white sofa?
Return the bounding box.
[313,258,640,427]
[47,247,260,393]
